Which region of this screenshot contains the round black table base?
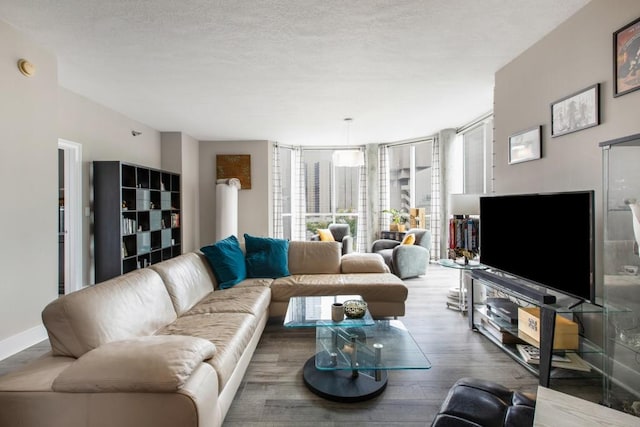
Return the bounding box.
[302,355,388,402]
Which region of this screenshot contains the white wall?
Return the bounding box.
[181,133,200,251]
[494,0,640,295]
[58,88,162,286]
[1,20,165,356]
[0,20,58,355]
[494,0,640,396]
[161,132,200,252]
[198,141,271,246]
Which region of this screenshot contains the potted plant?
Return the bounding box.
[383,208,410,232]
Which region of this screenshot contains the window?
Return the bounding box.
[463,125,487,194]
[278,146,360,246]
[304,149,359,243]
[387,140,433,229]
[457,117,493,194]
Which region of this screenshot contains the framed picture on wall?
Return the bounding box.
[614,16,640,97]
[508,126,541,165]
[216,154,251,189]
[550,84,600,137]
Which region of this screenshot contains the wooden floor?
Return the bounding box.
[0,263,606,426]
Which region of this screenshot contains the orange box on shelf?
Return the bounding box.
[409,208,426,229]
[517,307,579,350]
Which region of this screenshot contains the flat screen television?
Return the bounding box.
[479,190,595,304]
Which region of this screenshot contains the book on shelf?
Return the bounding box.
[516,344,591,372]
[446,286,467,310]
[447,286,466,298]
[447,295,461,304]
[475,306,513,332]
[121,216,137,235]
[171,213,180,227]
[446,300,466,311]
[480,318,523,344]
[448,217,479,252]
[516,344,570,362]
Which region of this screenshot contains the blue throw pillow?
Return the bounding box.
[244,233,290,278]
[200,235,246,289]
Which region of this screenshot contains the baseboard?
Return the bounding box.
[0,325,48,361]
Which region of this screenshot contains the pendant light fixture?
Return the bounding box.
[333,117,365,167]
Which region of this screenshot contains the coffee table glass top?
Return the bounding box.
[284,295,374,327]
[314,320,431,371]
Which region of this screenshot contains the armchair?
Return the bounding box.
[310,223,354,255]
[371,228,431,279]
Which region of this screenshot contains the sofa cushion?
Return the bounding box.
[150,252,217,316]
[341,253,390,273]
[52,335,215,392]
[317,229,335,241]
[287,241,341,274]
[200,235,246,289]
[232,277,274,288]
[158,312,258,391]
[271,273,407,303]
[183,287,271,317]
[243,234,290,278]
[401,233,416,245]
[42,268,177,358]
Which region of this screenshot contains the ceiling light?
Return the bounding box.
[333,118,364,167]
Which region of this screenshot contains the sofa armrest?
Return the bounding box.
[341,235,354,254]
[371,239,400,253]
[52,335,216,393]
[392,245,429,279]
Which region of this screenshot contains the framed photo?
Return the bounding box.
[550,83,600,137]
[614,16,640,97]
[216,154,251,189]
[509,126,541,165]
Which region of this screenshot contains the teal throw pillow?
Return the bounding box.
[200,235,246,289]
[244,233,290,278]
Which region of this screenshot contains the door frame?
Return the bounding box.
[58,139,82,294]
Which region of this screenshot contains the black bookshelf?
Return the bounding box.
[93,161,181,282]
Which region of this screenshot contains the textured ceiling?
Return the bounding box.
[0,0,590,145]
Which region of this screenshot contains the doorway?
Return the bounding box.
[58,139,82,294]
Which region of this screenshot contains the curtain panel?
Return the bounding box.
[272,143,283,239]
[356,148,368,252]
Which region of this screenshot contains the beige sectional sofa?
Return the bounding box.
[0,241,408,427]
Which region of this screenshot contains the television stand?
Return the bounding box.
[472,270,556,304]
[566,299,585,310]
[468,270,604,389]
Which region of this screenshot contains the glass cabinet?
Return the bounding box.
[601,133,640,416]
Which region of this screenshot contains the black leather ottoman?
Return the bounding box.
[431,377,536,427]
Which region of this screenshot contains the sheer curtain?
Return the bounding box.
[356,148,368,252]
[272,143,283,238]
[378,145,390,232]
[292,147,307,241]
[429,137,441,260]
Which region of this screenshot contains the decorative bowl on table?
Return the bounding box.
[343,299,367,319]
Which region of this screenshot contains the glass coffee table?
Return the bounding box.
[284,295,431,402]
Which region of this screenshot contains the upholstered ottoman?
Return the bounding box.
[431,377,536,427]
